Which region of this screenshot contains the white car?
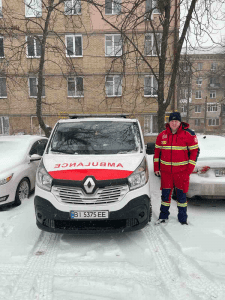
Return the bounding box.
[0,135,48,207]
[187,135,225,199]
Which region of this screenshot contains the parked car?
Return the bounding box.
[0,135,48,207]
[187,135,225,199]
[34,117,152,233]
[146,135,225,200]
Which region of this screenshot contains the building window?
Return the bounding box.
[180,88,191,100]
[181,105,187,113]
[208,118,219,126]
[211,62,217,71]
[195,105,201,113]
[105,0,121,15]
[0,37,4,57]
[27,36,42,58]
[145,33,161,56]
[64,0,81,15]
[105,35,122,56]
[196,77,202,86]
[25,0,42,17]
[195,90,202,99]
[195,119,200,126]
[197,62,203,70]
[207,103,217,112]
[67,77,84,97]
[144,75,158,97]
[209,77,219,88]
[66,35,82,57]
[0,0,2,17]
[145,0,160,15]
[29,77,45,97]
[222,104,225,113]
[0,77,7,98]
[144,115,158,135]
[180,62,190,72]
[210,90,216,99]
[0,116,9,135]
[105,75,122,97]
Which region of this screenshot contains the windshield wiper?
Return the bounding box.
[51,148,75,154]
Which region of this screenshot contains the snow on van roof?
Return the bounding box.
[58,117,138,123]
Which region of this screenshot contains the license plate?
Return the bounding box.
[215,169,225,177]
[70,211,109,219]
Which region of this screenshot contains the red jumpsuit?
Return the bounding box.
[154,122,199,223]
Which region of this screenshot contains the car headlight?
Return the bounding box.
[36,159,53,192]
[0,173,13,185]
[128,157,149,190]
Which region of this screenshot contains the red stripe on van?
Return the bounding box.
[49,169,133,181]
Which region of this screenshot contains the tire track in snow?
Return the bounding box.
[9,231,61,300]
[144,216,225,300]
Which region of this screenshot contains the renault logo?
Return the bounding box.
[84,177,95,194]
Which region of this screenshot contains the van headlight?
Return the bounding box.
[36,159,53,192]
[128,158,149,190]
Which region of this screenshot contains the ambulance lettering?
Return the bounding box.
[54,162,124,169]
[50,161,130,180]
[77,163,84,167]
[70,163,76,167]
[62,163,68,168]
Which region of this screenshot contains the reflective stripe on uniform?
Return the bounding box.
[161,201,170,207]
[177,202,188,207]
[160,160,189,166]
[154,158,159,162]
[162,146,187,150]
[188,144,199,150]
[189,160,196,166]
[155,144,162,149]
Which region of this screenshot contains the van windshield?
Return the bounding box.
[49,121,142,155]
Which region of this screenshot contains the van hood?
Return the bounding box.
[44,154,144,181]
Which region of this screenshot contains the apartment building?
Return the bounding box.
[0,0,179,141]
[178,51,225,134]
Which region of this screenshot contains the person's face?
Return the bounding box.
[169,120,181,132]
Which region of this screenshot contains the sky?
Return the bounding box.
[181,0,225,53]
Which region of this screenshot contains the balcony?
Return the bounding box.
[208,83,221,89]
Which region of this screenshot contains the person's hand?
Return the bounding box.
[154,171,161,177]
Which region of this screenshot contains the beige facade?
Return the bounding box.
[178,53,225,134]
[0,0,179,141]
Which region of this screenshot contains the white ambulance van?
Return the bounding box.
[34,116,151,233]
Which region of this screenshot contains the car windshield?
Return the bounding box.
[49,121,142,155]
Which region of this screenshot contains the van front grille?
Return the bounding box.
[51,184,129,205]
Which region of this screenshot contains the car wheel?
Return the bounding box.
[15,178,30,206]
[148,202,152,222]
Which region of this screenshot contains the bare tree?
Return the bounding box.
[88,0,225,132]
[0,0,87,136]
[0,0,224,135]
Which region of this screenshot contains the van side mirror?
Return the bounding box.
[146,142,155,155]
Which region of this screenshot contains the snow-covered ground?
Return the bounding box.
[0,158,225,300]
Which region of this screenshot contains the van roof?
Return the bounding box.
[57,117,138,123]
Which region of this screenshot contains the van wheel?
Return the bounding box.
[148,202,152,222]
[15,178,30,206]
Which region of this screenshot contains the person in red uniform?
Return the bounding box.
[154,112,199,225]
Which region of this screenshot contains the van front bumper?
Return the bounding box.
[34,195,151,234]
